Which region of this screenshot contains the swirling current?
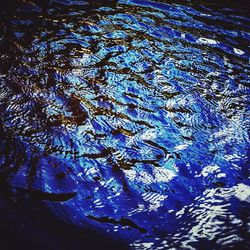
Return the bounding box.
[0,0,249,249]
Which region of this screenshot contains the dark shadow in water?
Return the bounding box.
[0,182,129,250]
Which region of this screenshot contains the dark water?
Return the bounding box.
[0,0,249,249]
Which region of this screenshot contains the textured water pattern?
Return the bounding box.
[0,0,249,249]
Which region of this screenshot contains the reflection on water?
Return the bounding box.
[0,0,249,249]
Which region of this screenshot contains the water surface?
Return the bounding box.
[0,0,249,249]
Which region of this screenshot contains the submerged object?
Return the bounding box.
[0,0,249,249]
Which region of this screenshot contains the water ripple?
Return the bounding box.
[0,0,249,248]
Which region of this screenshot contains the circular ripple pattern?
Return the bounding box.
[0,0,249,249]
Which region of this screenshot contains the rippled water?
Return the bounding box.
[0,0,249,249]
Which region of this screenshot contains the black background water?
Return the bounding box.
[0,0,249,249]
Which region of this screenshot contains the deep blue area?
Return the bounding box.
[0,0,249,249]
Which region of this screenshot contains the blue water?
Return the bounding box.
[0,0,249,249]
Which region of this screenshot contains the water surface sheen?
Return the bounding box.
[0,0,249,248]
